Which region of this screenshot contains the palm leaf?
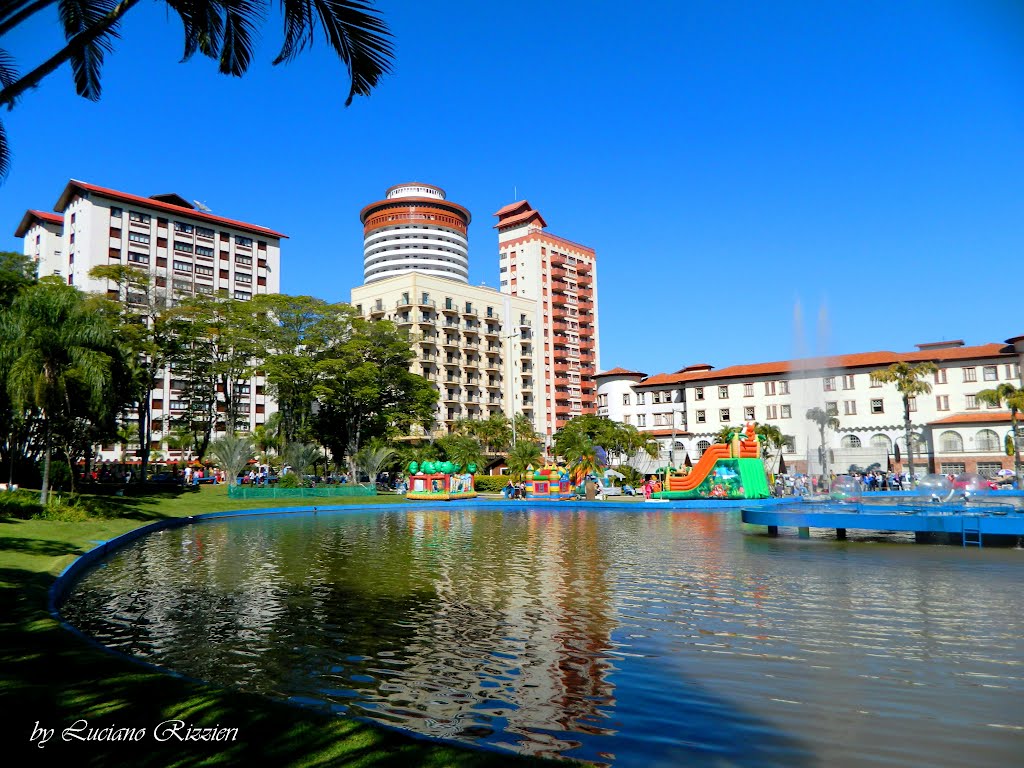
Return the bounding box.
[0,48,17,89]
[303,0,393,105]
[219,0,261,75]
[58,0,121,100]
[0,118,8,181]
[164,0,224,62]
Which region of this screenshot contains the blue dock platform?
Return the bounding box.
[741,499,1024,547]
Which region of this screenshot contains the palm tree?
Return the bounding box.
[558,430,602,486]
[282,441,323,478]
[805,408,840,479]
[0,1,394,181]
[976,382,1024,488]
[870,361,938,486]
[506,440,542,481]
[0,280,115,503]
[436,434,483,472]
[206,433,255,486]
[354,438,395,485]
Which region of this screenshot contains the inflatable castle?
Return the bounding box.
[652,422,771,500]
[405,460,478,501]
[523,464,573,500]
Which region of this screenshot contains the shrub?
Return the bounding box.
[0,489,43,519]
[276,473,302,488]
[473,475,509,493]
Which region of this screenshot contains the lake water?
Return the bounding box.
[60,507,1024,767]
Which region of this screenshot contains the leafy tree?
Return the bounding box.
[354,438,395,483]
[282,441,323,477]
[554,414,657,463]
[0,280,117,502]
[976,382,1024,488]
[869,361,938,484]
[452,413,512,454]
[0,251,36,483]
[206,433,254,485]
[0,0,394,180]
[0,251,36,306]
[805,407,840,478]
[506,439,542,481]
[435,433,483,471]
[557,429,602,485]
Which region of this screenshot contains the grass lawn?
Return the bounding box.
[0,485,567,767]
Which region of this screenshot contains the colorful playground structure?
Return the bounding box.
[405,461,478,500]
[523,465,574,500]
[652,423,771,500]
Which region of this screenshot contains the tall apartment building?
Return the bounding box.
[597,337,1024,478]
[495,201,599,437]
[14,180,285,457]
[352,184,542,436]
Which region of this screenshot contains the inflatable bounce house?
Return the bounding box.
[405,460,478,501]
[524,464,573,500]
[652,422,770,500]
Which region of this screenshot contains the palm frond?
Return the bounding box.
[0,117,8,181]
[273,0,313,64]
[0,48,18,89]
[305,0,392,105]
[164,0,225,62]
[219,0,261,75]
[58,0,121,100]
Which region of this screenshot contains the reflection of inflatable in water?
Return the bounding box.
[652,422,771,500]
[405,460,478,500]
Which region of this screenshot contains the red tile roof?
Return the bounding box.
[929,412,1015,425]
[53,180,287,238]
[14,209,64,237]
[644,429,693,437]
[493,208,547,230]
[634,343,1016,387]
[494,200,532,217]
[595,366,646,378]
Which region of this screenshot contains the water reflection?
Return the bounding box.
[61,508,1023,767]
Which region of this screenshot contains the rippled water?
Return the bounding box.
[61,508,1024,767]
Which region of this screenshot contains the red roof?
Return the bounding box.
[929,412,1015,425]
[634,343,1016,387]
[644,429,693,437]
[53,180,287,239]
[594,366,646,378]
[14,209,64,237]
[494,200,532,217]
[359,196,471,224]
[494,208,548,230]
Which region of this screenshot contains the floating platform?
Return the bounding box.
[742,501,1024,546]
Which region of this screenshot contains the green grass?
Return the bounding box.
[0,485,568,766]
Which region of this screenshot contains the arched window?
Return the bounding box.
[870,434,893,452]
[841,435,862,449]
[697,439,711,457]
[939,430,963,453]
[976,429,1000,452]
[896,435,929,455]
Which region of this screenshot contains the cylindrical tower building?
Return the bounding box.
[360,183,471,283]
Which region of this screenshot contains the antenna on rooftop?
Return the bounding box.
[193,200,212,213]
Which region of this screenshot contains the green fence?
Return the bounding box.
[227,484,377,500]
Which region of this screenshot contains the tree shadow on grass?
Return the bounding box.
[0,537,85,558]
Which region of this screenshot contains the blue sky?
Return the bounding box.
[3,1,1023,374]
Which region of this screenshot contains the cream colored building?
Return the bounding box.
[15,180,285,460]
[351,273,541,435]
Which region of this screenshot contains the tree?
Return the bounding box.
[436,434,483,471]
[206,433,254,486]
[506,439,542,481]
[282,441,323,477]
[553,414,657,465]
[715,422,789,474]
[0,280,117,503]
[0,1,394,180]
[0,251,36,306]
[805,407,840,479]
[354,438,395,484]
[557,430,602,485]
[976,382,1024,488]
[870,361,938,485]
[452,413,512,454]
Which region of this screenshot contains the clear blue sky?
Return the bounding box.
[3,1,1023,374]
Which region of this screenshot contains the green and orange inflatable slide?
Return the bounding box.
[652,423,771,500]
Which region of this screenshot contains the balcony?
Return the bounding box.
[395,297,414,310]
[368,303,386,317]
[417,297,437,309]
[485,380,501,389]
[484,325,500,337]
[442,337,460,349]
[484,359,500,372]
[461,305,478,319]
[441,302,458,315]
[465,357,480,369]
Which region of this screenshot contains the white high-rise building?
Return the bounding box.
[15,180,286,460]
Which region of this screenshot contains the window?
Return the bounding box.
[871,399,884,414]
[934,368,947,384]
[908,396,917,412]
[234,290,251,300]
[718,385,729,399]
[842,374,855,389]
[844,400,857,415]
[841,435,862,449]
[174,222,193,234]
[744,383,753,397]
[939,431,963,453]
[127,232,150,244]
[977,461,1003,477]
[236,236,253,247]
[173,278,192,292]
[983,365,997,381]
[870,434,892,452]
[936,394,950,411]
[976,429,1000,452]
[173,241,193,253]
[783,438,796,453]
[636,392,646,405]
[962,367,976,382]
[696,439,711,457]
[622,415,631,424]
[195,245,214,257]
[966,394,978,410]
[764,381,776,395]
[637,414,647,427]
[172,260,192,272]
[720,408,730,421]
[823,376,836,391]
[129,211,150,223]
[825,401,838,415]
[744,406,755,420]
[696,410,706,423]
[622,393,630,406]
[766,404,778,419]
[196,226,215,238]
[940,462,965,474]
[694,387,704,400]
[127,252,149,264]
[169,400,187,411]
[985,397,999,409]
[110,207,122,218]
[654,413,672,427]
[781,404,791,418]
[235,273,252,284]
[235,255,252,265]
[195,265,214,276]
[779,380,789,395]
